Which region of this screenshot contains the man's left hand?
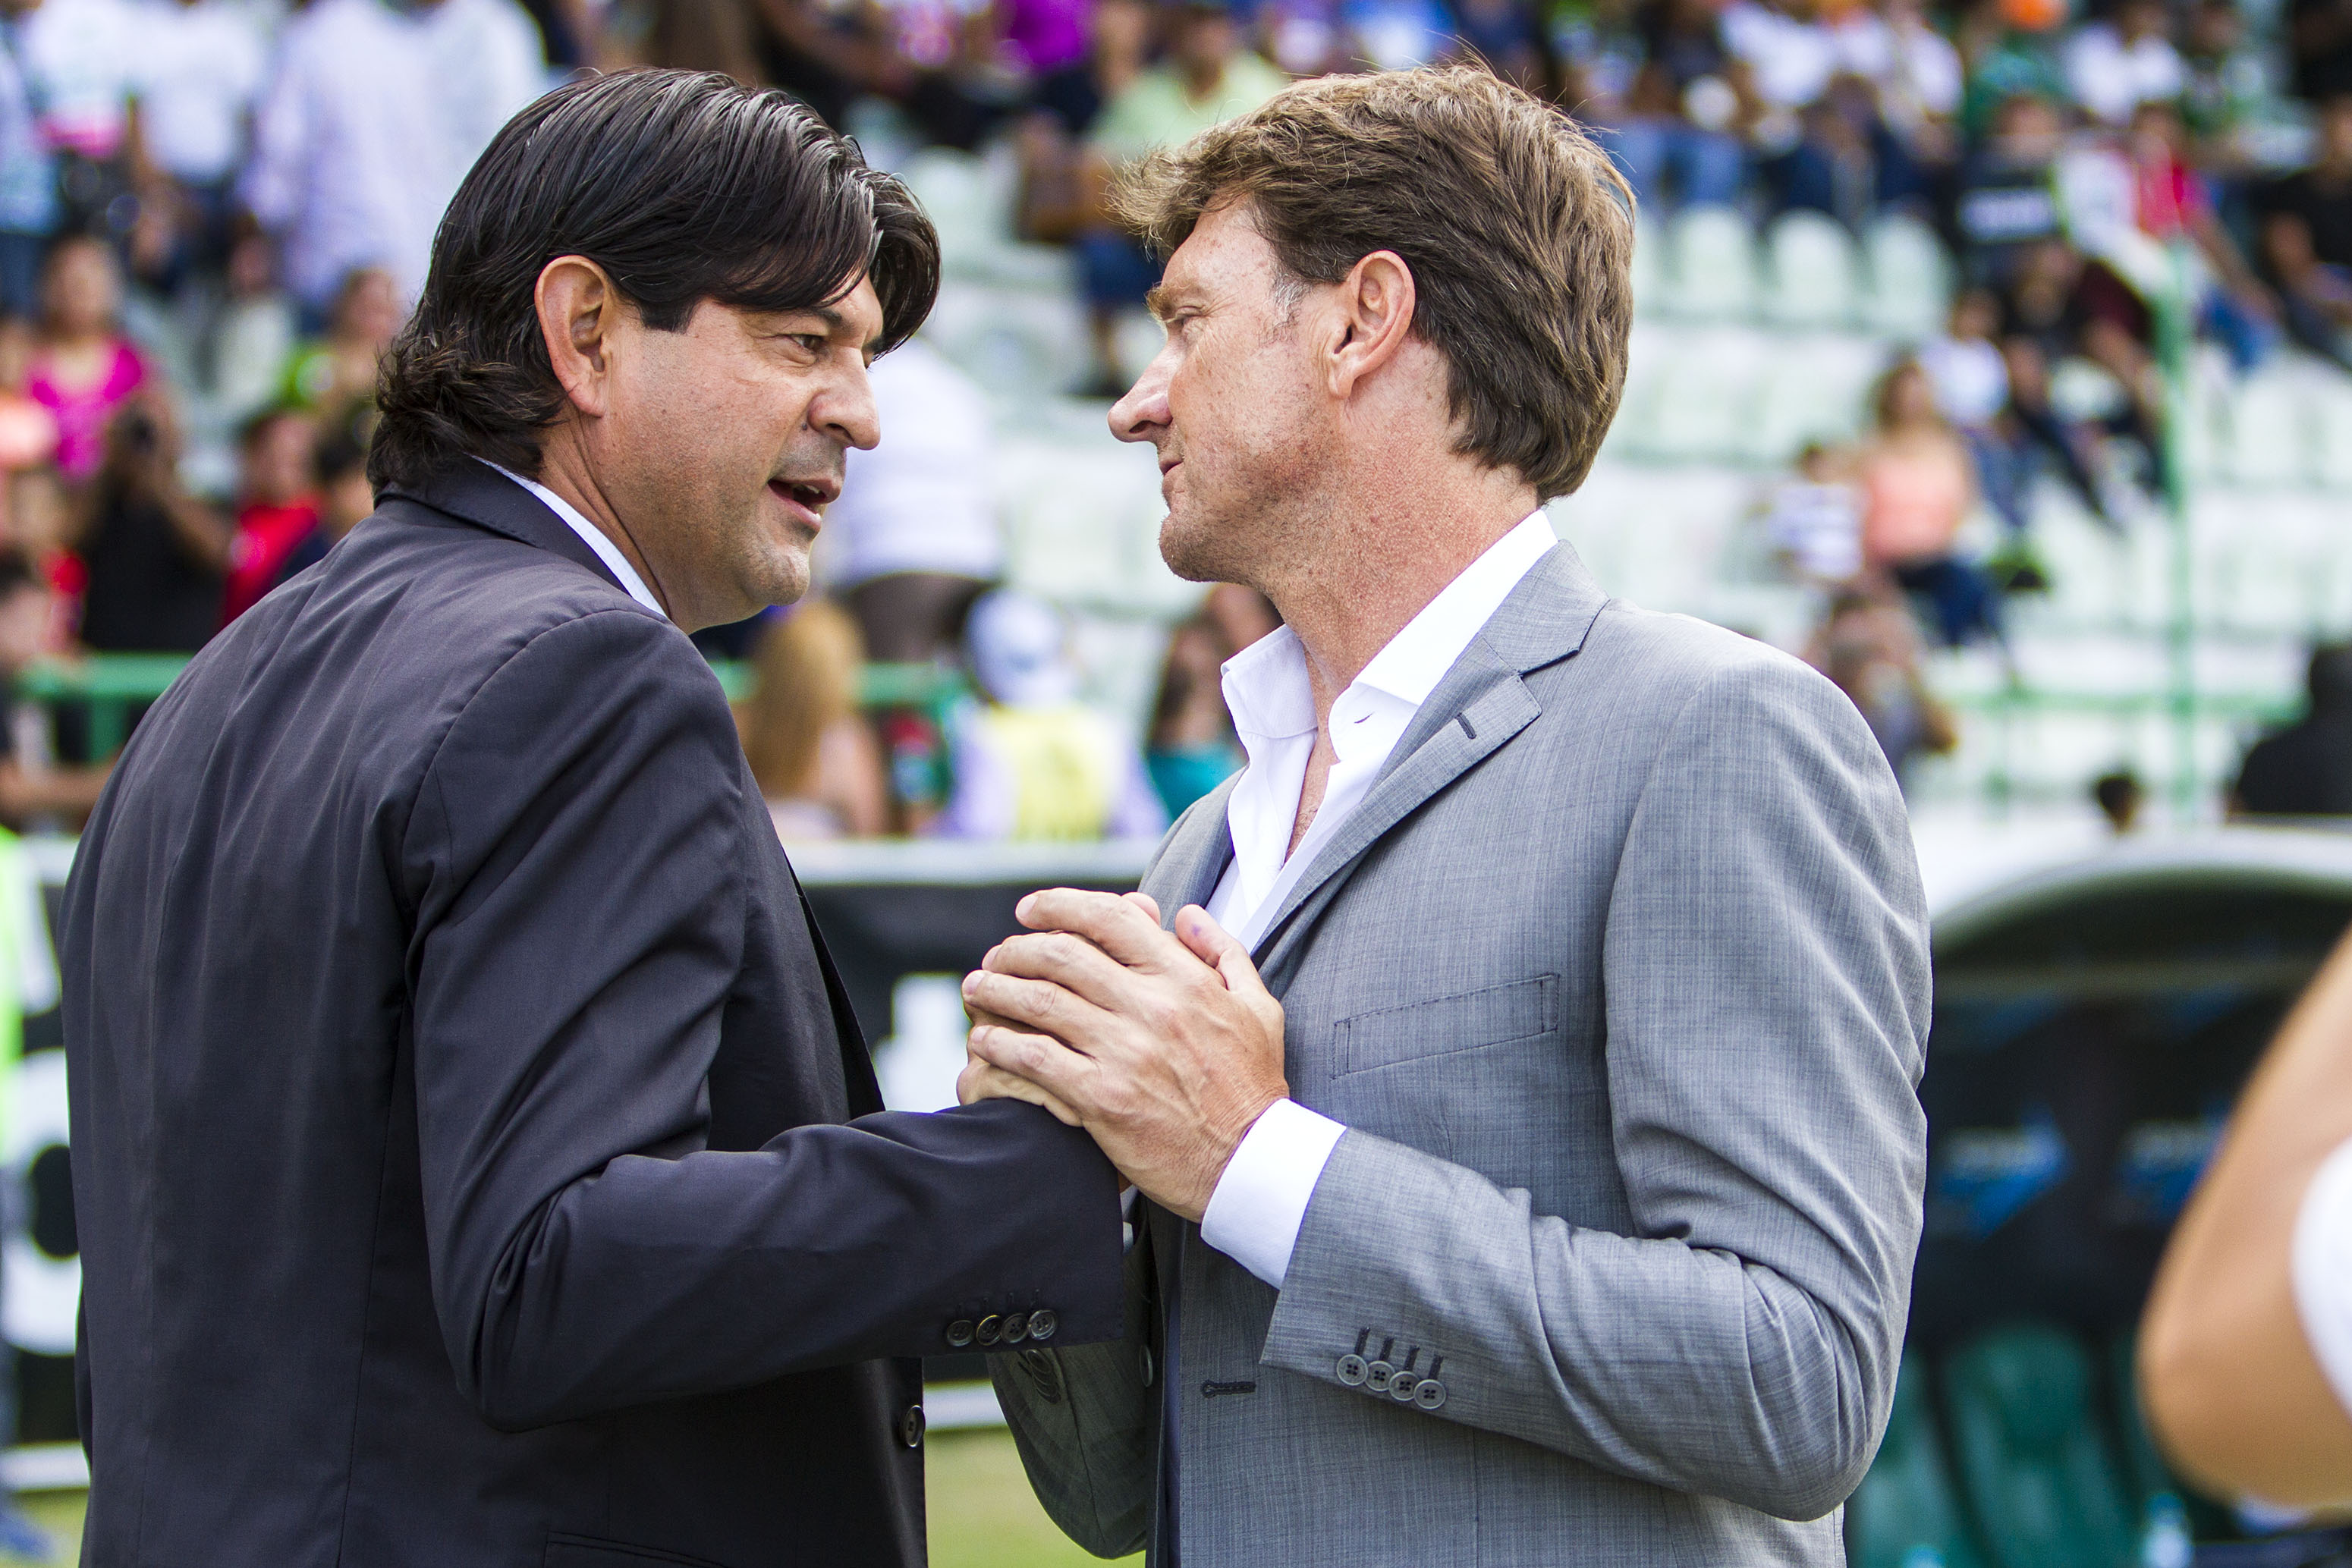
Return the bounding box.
[959,889,1288,1222]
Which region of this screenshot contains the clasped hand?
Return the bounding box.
[958,889,1288,1223]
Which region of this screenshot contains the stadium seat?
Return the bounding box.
[1761,212,1859,331]
[1630,218,1667,319]
[2223,372,2311,489]
[2312,379,2352,493]
[1665,206,1756,322]
[1943,1323,2140,1568]
[895,148,1000,268]
[1847,1351,1985,1568]
[1640,326,1768,463]
[1861,215,1952,339]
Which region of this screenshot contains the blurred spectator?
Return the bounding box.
[2259,93,2352,372]
[1920,288,2015,498]
[1955,90,2067,284]
[2293,0,2352,104]
[2179,0,2277,175]
[0,545,108,828]
[272,426,374,589]
[0,316,56,492]
[2092,765,2143,831]
[1998,236,2162,483]
[1256,0,1346,75]
[824,335,1001,663]
[199,231,300,430]
[1859,357,1998,647]
[243,0,544,315]
[1015,0,1149,250]
[1448,0,1542,87]
[1077,0,1284,394]
[1345,0,1454,69]
[0,0,54,320]
[1835,0,1962,169]
[1760,438,1864,583]
[75,392,227,652]
[14,0,140,238]
[1615,0,1753,213]
[128,0,268,284]
[935,588,1165,841]
[1146,609,1244,817]
[2062,0,2183,127]
[220,407,319,624]
[737,599,891,841]
[2126,98,2278,372]
[280,265,402,426]
[1956,0,2069,141]
[26,234,146,486]
[1200,577,1278,653]
[2233,643,2352,816]
[1803,587,1955,787]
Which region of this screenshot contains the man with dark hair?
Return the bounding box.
[61,68,1121,1568]
[961,66,1931,1563]
[2234,643,2352,816]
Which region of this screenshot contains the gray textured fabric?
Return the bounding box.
[992,542,1932,1566]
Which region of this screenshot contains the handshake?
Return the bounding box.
[959,888,1291,1223]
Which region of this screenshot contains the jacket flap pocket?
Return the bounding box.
[546,1535,732,1568]
[1333,973,1558,1076]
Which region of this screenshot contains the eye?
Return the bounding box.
[790,334,827,354]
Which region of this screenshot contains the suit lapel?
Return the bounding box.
[1143,773,1240,919]
[1250,542,1612,976]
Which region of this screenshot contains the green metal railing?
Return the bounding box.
[12,655,970,756]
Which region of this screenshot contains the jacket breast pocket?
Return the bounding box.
[1332,973,1559,1078]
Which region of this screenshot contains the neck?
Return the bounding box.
[1262,467,1537,727]
[521,428,675,621]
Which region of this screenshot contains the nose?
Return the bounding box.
[1108,349,1171,445]
[813,355,881,452]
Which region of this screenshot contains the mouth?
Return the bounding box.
[767,476,840,531]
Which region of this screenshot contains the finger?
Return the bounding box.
[1017,887,1189,972]
[963,967,1115,1046]
[1174,904,1274,1002]
[958,1055,1082,1127]
[967,1020,1095,1109]
[980,930,1143,1013]
[1121,891,1162,923]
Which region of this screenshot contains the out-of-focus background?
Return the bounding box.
[0,0,2337,1556]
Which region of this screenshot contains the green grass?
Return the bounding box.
[8,1431,1139,1568]
[928,1428,1143,1568]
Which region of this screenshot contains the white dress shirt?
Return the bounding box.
[486,461,667,618]
[1195,511,1558,1289]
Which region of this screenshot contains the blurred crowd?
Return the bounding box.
[0,0,2328,839]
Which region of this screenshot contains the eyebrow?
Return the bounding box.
[1144,285,1187,324]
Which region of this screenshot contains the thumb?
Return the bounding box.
[1175,904,1269,1000]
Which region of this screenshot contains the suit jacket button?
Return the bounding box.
[1363,1360,1395,1393]
[945,1319,975,1348]
[1003,1312,1030,1343]
[900,1404,926,1448]
[1413,1378,1448,1411]
[1138,1346,1156,1387]
[1027,1309,1057,1341]
[1335,1353,1368,1386]
[1388,1372,1421,1403]
[974,1315,1004,1347]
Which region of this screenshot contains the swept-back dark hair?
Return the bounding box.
[370,70,939,492]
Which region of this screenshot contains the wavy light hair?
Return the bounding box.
[1114,67,1634,500]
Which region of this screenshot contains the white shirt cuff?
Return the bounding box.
[1199,1098,1347,1290]
[2291,1136,2352,1421]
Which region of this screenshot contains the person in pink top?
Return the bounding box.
[1858,357,2001,648]
[25,235,146,486]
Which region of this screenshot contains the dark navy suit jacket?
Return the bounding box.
[61,459,1124,1567]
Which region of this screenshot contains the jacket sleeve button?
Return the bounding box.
[945,1319,975,1348]
[1413,1378,1448,1411]
[1027,1309,1057,1341]
[1388,1372,1422,1402]
[1335,1353,1368,1386]
[1003,1311,1030,1343]
[1363,1359,1395,1393]
[974,1314,1004,1347]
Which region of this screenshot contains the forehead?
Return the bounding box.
[1157,202,1283,308]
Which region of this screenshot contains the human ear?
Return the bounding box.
[534,256,621,419]
[1326,250,1417,400]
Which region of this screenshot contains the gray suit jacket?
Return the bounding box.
[992,542,1932,1566]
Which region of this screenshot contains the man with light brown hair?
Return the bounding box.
[961,66,1932,1564]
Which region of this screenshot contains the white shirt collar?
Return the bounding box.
[483,460,666,619]
[1218,510,1557,749]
